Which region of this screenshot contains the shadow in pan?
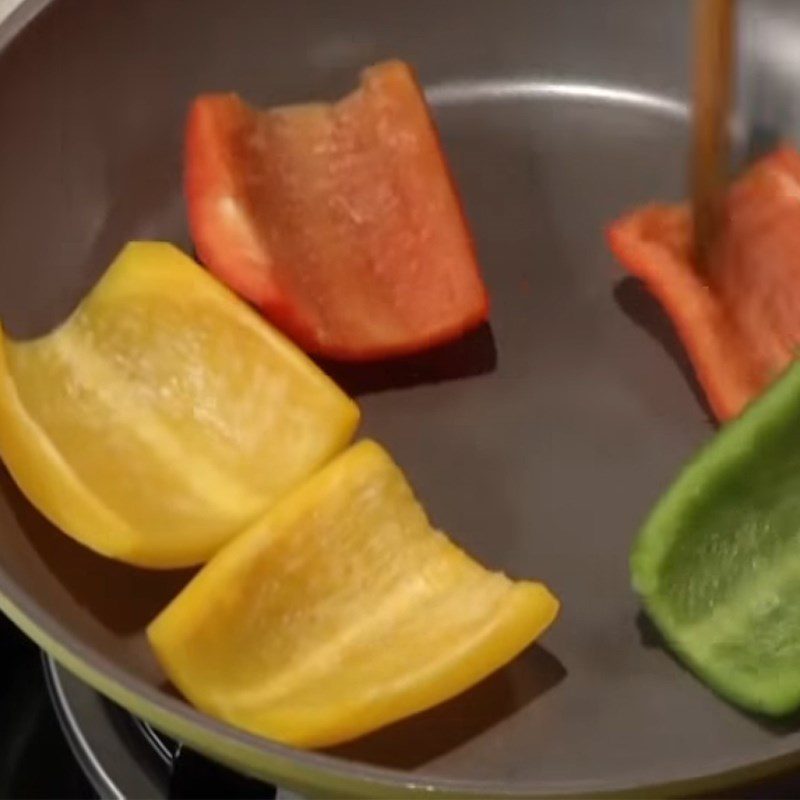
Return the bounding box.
[635,609,705,686]
[327,644,565,770]
[0,469,196,637]
[613,277,715,423]
[317,322,497,397]
[635,608,666,650]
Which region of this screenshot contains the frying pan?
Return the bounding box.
[0,0,798,796]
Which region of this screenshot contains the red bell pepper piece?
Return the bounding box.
[185,60,489,361]
[608,145,800,421]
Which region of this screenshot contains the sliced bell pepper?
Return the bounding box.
[0,242,359,568]
[608,145,800,421]
[185,60,489,361]
[148,440,559,748]
[632,357,800,715]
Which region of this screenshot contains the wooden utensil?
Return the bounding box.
[691,0,736,270]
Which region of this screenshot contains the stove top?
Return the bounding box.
[2,614,800,800]
[0,615,289,799]
[0,615,93,799]
[44,655,296,799]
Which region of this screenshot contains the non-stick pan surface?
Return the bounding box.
[1,0,799,796]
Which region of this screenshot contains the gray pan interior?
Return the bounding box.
[1,0,800,797]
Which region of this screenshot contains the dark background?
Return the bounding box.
[0,614,93,799]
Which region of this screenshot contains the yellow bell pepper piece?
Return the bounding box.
[148,440,559,748]
[0,242,359,567]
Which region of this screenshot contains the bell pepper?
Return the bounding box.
[0,242,359,568]
[632,356,800,715]
[608,145,800,421]
[148,440,559,748]
[185,60,490,361]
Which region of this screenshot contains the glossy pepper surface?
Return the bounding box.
[186,60,489,361]
[609,146,800,421]
[0,242,359,567]
[149,440,559,747]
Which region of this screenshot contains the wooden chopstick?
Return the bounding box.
[691,0,736,272]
